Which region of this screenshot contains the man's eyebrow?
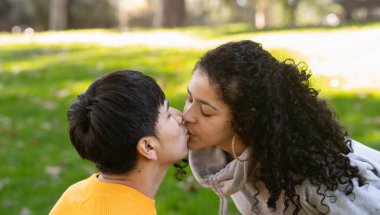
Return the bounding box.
[187,87,218,111]
[166,100,170,111]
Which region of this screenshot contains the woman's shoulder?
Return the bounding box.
[348,139,380,180]
[299,175,380,214]
[349,139,380,162]
[298,140,380,214]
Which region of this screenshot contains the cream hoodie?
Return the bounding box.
[189,140,380,215]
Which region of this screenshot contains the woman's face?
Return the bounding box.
[183,69,235,151]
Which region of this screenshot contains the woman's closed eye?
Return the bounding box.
[201,110,211,117]
[201,105,214,117]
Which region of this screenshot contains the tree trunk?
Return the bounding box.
[242,0,256,27]
[153,0,186,28]
[288,0,299,27]
[49,0,68,30]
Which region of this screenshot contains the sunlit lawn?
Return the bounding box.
[0,31,379,215]
[130,21,380,39]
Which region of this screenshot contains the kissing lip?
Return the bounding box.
[187,129,195,137]
[183,127,189,137]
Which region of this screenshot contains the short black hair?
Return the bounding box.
[68,70,165,174]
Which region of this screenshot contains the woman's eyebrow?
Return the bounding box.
[187,87,218,111]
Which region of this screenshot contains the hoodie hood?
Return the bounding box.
[189,146,252,197]
[189,140,380,215]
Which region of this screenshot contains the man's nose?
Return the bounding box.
[170,107,184,124]
[175,114,184,124]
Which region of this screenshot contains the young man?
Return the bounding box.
[50,70,188,215]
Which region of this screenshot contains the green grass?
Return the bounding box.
[0,28,379,215]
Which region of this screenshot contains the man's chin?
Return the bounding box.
[181,149,189,158]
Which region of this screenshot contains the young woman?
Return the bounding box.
[50,70,188,215]
[183,40,380,215]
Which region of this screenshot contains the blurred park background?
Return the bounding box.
[1,0,380,214]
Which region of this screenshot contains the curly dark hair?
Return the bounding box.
[195,40,365,214]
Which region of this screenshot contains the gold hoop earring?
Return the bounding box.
[231,135,249,162]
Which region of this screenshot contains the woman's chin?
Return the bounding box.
[187,141,196,151]
[187,141,202,151]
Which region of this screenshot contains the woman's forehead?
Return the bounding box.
[189,71,228,110]
[189,71,215,97]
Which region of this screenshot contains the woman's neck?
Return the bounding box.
[219,137,247,157]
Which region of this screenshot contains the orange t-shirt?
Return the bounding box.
[50,174,156,215]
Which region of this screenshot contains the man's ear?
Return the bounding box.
[136,137,158,161]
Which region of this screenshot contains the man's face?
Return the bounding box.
[154,101,189,164]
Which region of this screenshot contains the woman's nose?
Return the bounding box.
[183,104,195,124]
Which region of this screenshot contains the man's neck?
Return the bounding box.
[99,163,169,199]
